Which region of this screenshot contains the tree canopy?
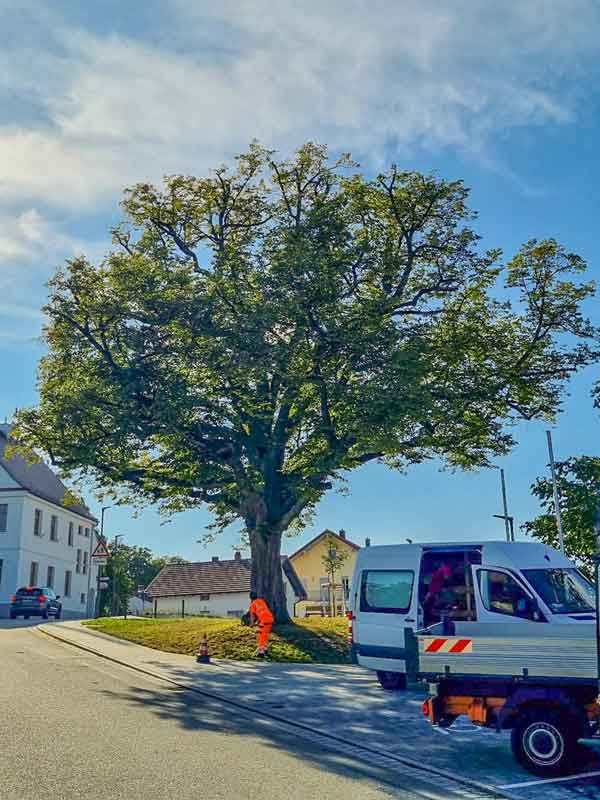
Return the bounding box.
[14,142,597,619]
[523,456,600,575]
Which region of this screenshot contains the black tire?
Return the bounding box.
[24,615,30,620]
[54,606,62,620]
[9,611,17,620]
[376,671,407,691]
[41,609,49,620]
[510,708,582,777]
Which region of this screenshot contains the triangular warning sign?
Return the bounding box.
[91,539,110,559]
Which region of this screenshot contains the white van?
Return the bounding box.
[349,540,596,690]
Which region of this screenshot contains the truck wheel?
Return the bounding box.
[511,709,581,777]
[376,671,407,691]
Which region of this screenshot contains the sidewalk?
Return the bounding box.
[38,620,516,800]
[39,620,377,711]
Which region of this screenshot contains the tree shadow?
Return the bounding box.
[98,680,458,798]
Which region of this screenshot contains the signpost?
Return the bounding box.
[91,539,110,618]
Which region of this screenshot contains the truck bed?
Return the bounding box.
[415,621,598,683]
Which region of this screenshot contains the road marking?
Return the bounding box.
[500,769,600,788]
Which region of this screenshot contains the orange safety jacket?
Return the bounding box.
[249,598,274,625]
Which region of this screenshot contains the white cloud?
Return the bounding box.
[0,0,597,215]
[0,208,107,338]
[0,209,91,266]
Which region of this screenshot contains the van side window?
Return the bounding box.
[360,570,414,614]
[478,570,536,620]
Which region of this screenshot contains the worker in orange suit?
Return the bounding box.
[248,592,274,658]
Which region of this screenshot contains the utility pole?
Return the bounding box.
[112,534,123,616]
[593,504,600,699]
[546,430,565,554]
[500,468,511,542]
[492,467,514,542]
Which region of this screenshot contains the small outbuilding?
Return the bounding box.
[145,552,306,618]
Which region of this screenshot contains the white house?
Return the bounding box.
[0,424,100,619]
[145,552,307,618]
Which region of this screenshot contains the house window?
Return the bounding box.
[0,503,7,532]
[0,558,3,584]
[78,525,83,536]
[82,551,88,575]
[64,570,72,597]
[80,592,86,605]
[198,593,210,601]
[68,522,74,546]
[76,549,82,574]
[342,576,350,600]
[47,565,55,589]
[34,509,43,536]
[84,527,90,538]
[29,561,39,586]
[50,515,59,541]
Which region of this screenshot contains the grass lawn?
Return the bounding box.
[83,616,350,663]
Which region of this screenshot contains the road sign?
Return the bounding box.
[91,539,110,560]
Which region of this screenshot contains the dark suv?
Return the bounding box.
[10,587,62,620]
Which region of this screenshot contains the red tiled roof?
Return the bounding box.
[145,556,306,599]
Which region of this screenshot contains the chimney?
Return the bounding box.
[338,529,346,540]
[365,537,371,547]
[234,551,241,561]
[211,556,219,563]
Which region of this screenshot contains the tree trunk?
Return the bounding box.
[249,528,290,623]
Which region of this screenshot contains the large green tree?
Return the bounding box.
[523,456,600,575]
[14,143,597,620]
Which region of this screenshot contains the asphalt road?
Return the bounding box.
[0,626,481,800]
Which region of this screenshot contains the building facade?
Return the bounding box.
[0,424,99,618]
[288,529,365,615]
[145,553,306,618]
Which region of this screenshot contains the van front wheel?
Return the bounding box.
[376,671,407,691]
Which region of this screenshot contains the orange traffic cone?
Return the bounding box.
[196,633,210,664]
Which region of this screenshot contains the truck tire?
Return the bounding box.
[511,708,581,777]
[376,671,407,691]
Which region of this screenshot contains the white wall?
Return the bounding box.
[0,491,98,617]
[155,591,248,617]
[152,571,300,618]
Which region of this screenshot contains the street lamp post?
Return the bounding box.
[593,507,600,699]
[93,506,111,618]
[112,534,124,616]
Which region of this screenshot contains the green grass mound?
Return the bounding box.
[83,616,350,664]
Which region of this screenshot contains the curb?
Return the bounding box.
[38,624,521,800]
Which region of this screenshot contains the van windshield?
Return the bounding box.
[522,568,595,614]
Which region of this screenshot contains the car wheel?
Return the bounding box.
[54,607,62,620]
[9,611,17,619]
[511,708,582,777]
[24,615,30,620]
[42,609,49,619]
[376,671,407,690]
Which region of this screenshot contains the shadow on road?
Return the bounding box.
[99,680,464,798]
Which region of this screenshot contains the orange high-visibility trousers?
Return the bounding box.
[257,622,272,651]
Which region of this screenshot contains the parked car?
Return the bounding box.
[10,587,62,619]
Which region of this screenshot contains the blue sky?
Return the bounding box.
[1,0,599,560]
